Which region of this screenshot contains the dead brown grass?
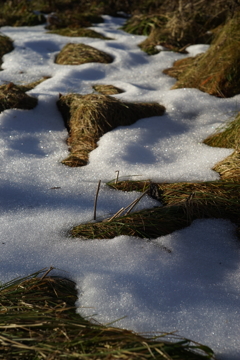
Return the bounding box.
[92,84,124,95]
[57,93,165,167]
[163,11,240,97]
[0,269,215,360]
[72,180,240,239]
[0,2,45,27]
[0,33,14,68]
[19,76,51,92]
[55,43,113,65]
[123,0,237,54]
[203,111,240,180]
[0,83,38,112]
[213,151,240,180]
[47,27,112,39]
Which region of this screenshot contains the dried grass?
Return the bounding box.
[0,83,38,112]
[57,93,165,167]
[163,11,240,97]
[71,180,240,240]
[92,84,124,95]
[0,269,215,359]
[0,1,45,27]
[0,33,14,68]
[55,43,113,65]
[213,151,240,181]
[204,112,240,149]
[123,0,235,54]
[47,27,112,39]
[203,111,240,180]
[45,11,103,30]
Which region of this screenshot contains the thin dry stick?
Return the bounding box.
[93,180,101,220]
[107,188,149,222]
[125,188,149,215]
[109,198,140,221]
[40,266,54,280]
[115,170,119,184]
[105,207,125,222]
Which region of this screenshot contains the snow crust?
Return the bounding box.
[0,15,239,359]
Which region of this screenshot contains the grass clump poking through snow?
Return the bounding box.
[92,84,124,95]
[0,0,45,27]
[163,10,240,97]
[0,83,38,112]
[55,43,113,65]
[203,112,240,180]
[47,27,112,40]
[0,269,215,360]
[57,93,165,167]
[71,180,240,240]
[122,0,234,54]
[0,33,14,68]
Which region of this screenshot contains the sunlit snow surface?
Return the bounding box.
[0,16,240,359]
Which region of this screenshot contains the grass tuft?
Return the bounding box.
[0,33,14,68]
[0,269,215,359]
[92,84,124,95]
[57,93,165,167]
[203,111,240,180]
[0,1,45,27]
[71,180,240,240]
[55,43,113,65]
[122,0,234,54]
[204,112,240,149]
[47,27,113,40]
[0,83,38,112]
[163,10,240,97]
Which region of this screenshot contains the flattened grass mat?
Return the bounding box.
[57,93,165,167]
[71,180,240,240]
[0,269,215,359]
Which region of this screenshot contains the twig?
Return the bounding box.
[110,198,140,220]
[115,170,119,184]
[93,180,101,220]
[106,188,149,222]
[105,207,125,222]
[125,188,149,215]
[40,267,54,280]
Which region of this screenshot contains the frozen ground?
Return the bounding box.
[0,15,239,359]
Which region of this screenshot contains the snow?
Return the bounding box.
[0,15,240,359]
